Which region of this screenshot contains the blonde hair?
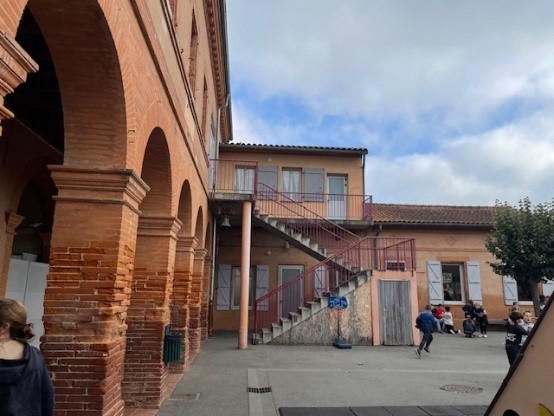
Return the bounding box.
[0,298,34,343]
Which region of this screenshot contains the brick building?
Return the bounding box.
[0,1,231,414]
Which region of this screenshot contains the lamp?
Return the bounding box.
[220,215,231,228]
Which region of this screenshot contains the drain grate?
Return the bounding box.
[169,393,200,401]
[248,386,272,394]
[440,384,483,394]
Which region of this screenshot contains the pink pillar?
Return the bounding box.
[238,200,252,349]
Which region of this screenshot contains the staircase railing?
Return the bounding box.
[253,236,416,334]
[255,183,360,253]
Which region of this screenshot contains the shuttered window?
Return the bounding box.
[217,264,269,310]
[258,166,278,200]
[303,168,324,202]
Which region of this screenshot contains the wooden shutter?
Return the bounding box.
[467,261,482,303]
[258,166,278,199]
[216,264,231,310]
[304,168,324,202]
[543,279,554,297]
[427,261,444,304]
[503,276,518,305]
[255,265,269,311]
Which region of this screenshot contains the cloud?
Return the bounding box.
[226,1,554,205]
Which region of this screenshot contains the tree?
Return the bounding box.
[485,197,554,316]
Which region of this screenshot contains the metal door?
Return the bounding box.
[279,265,303,318]
[328,176,347,219]
[379,280,413,345]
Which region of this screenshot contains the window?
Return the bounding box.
[232,266,255,309]
[282,169,301,201]
[235,167,255,193]
[427,261,482,305]
[188,14,199,94]
[503,276,534,305]
[216,265,269,310]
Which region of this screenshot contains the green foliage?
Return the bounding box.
[486,197,554,313]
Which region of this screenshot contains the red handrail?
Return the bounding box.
[253,236,416,335]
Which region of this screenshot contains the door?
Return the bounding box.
[278,265,304,318]
[379,280,413,346]
[328,176,347,219]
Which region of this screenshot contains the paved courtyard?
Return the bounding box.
[156,330,509,416]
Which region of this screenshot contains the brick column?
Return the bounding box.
[188,246,208,359]
[200,253,212,340]
[0,31,38,135]
[43,166,148,416]
[122,215,182,408]
[170,236,197,369]
[0,211,24,294]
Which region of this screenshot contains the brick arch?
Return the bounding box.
[177,180,193,236]
[194,206,205,247]
[139,127,172,216]
[27,0,127,168]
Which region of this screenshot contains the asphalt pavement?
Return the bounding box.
[156,330,508,416]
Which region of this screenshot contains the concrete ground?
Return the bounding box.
[156,331,509,416]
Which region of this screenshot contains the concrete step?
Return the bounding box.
[280,318,292,332]
[308,301,321,314]
[262,328,273,343]
[268,218,278,227]
[288,312,301,326]
[271,322,283,337]
[260,214,269,222]
[299,306,311,321]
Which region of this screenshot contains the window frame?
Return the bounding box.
[440,263,465,305]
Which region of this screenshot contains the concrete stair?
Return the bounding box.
[258,271,370,344]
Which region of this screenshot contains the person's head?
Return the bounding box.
[445,306,451,312]
[474,303,481,308]
[509,305,519,313]
[509,311,523,324]
[0,298,34,343]
[424,304,432,311]
[464,313,471,319]
[522,310,532,323]
[468,300,474,305]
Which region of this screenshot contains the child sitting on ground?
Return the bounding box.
[442,306,458,334]
[463,313,477,338]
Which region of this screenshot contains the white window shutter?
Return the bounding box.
[216,264,231,310]
[503,276,518,305]
[427,261,444,304]
[255,265,269,311]
[467,261,482,303]
[543,279,554,297]
[304,168,324,202]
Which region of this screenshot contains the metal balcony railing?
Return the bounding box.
[209,159,372,221]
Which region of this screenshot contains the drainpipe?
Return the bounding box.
[208,214,218,336]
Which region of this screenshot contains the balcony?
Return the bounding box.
[209,159,372,223]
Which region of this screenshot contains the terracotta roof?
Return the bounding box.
[220,143,368,155]
[372,203,494,226]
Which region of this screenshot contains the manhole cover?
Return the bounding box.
[440,384,483,394]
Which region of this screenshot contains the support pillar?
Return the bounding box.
[43,166,149,416]
[238,200,252,349]
[188,246,208,358]
[0,211,23,294]
[170,236,197,369]
[122,215,182,408]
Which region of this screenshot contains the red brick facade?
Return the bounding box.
[0,1,231,415]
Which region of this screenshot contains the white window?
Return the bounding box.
[427,261,482,305]
[235,167,255,193]
[503,276,533,305]
[282,169,301,201]
[386,260,406,272]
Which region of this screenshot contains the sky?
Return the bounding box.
[225,1,554,206]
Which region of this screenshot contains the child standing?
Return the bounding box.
[474,303,489,338]
[463,313,477,338]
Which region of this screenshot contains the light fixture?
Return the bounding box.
[220,215,231,228]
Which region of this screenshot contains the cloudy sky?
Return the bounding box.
[225,1,554,206]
